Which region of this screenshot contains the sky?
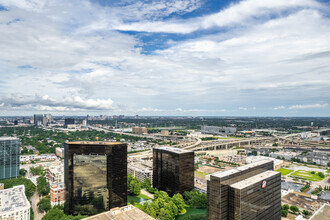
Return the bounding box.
[0,0,330,117]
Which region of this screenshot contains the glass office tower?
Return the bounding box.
[153,147,194,196]
[207,160,280,220]
[0,137,20,180]
[64,141,127,216]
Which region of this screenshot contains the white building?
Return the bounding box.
[46,165,64,184]
[20,154,57,162]
[128,161,153,183]
[246,156,284,169]
[0,185,30,220]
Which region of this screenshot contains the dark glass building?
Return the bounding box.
[0,137,20,180]
[229,171,281,220]
[34,114,44,126]
[64,118,75,126]
[153,147,194,195]
[207,160,280,220]
[64,141,127,216]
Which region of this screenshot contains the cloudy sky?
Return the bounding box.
[0,0,329,116]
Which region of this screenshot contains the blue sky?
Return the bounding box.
[0,0,329,116]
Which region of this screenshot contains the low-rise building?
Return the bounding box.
[50,183,65,207]
[84,205,154,220]
[246,156,284,170]
[46,165,64,184]
[270,151,297,161]
[20,154,57,162]
[132,127,148,134]
[56,147,65,158]
[0,185,31,220]
[128,162,152,183]
[160,130,170,136]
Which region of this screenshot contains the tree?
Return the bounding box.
[282,204,289,210]
[302,210,311,216]
[42,206,86,220]
[37,176,50,196]
[38,197,51,212]
[142,178,151,189]
[290,205,299,213]
[183,190,207,209]
[0,176,36,198]
[172,193,185,212]
[311,171,315,174]
[281,210,288,217]
[159,208,172,220]
[318,172,325,178]
[19,168,27,176]
[129,179,141,195]
[30,166,45,176]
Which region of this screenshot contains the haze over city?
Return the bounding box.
[0,0,329,116]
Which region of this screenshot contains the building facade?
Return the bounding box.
[128,163,153,183]
[132,127,148,134]
[206,160,280,220]
[56,147,65,158]
[0,137,20,180]
[50,183,66,207]
[46,165,64,184]
[64,141,127,215]
[33,114,44,126]
[0,185,30,220]
[229,171,281,220]
[64,118,75,126]
[153,147,194,195]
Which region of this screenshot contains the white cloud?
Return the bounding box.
[113,0,321,33]
[0,94,114,111]
[274,106,285,110]
[239,107,248,110]
[289,103,328,109]
[0,0,329,116]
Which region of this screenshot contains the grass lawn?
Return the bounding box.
[327,170,330,174]
[138,193,151,200]
[195,171,209,179]
[276,168,294,176]
[175,207,206,220]
[290,170,325,181]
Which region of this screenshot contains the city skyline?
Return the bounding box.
[0,0,330,117]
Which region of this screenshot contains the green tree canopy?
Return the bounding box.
[38,197,51,212]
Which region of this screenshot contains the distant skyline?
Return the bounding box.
[0,0,330,116]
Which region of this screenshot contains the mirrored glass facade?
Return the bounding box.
[207,160,279,220]
[65,142,127,216]
[153,147,194,195]
[0,137,20,180]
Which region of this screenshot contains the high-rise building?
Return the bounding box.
[34,114,44,126]
[153,147,194,195]
[64,141,127,215]
[206,160,281,220]
[0,137,20,180]
[64,118,75,126]
[0,185,31,220]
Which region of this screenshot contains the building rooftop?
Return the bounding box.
[230,170,279,190]
[206,159,272,181]
[153,146,193,154]
[310,204,330,220]
[0,137,20,141]
[48,165,64,174]
[50,183,65,190]
[66,141,123,145]
[83,205,154,220]
[0,185,30,214]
